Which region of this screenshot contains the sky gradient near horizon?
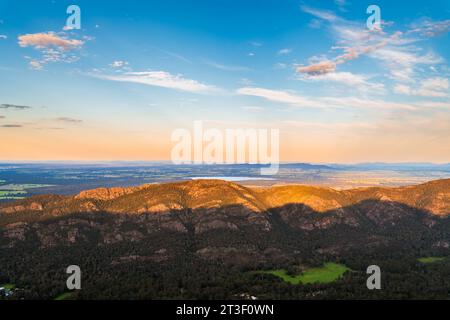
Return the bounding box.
[0,0,449,163]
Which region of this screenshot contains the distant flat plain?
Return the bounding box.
[0,162,449,201]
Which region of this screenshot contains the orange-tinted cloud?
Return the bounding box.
[296,60,336,75]
[18,32,83,50]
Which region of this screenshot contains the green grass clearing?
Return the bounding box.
[418,257,446,264]
[0,284,15,290]
[257,263,350,285]
[54,292,76,300]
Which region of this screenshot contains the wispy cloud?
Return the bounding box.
[54,117,83,124]
[300,5,338,22]
[237,87,416,110]
[237,87,318,108]
[296,31,402,76]
[157,48,192,64]
[297,60,337,75]
[284,120,377,131]
[298,5,448,85]
[277,48,292,55]
[0,124,22,128]
[370,48,442,83]
[92,71,222,94]
[29,60,43,70]
[0,103,32,110]
[334,0,347,7]
[0,35,6,40]
[394,77,449,97]
[110,60,129,68]
[300,71,385,93]
[409,19,450,38]
[242,106,264,112]
[249,41,262,47]
[204,60,251,71]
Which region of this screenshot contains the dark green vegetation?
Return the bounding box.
[1,179,450,299]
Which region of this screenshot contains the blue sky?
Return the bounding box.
[0,0,449,162]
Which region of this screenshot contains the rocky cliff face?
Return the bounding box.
[1,178,449,217]
[0,179,449,250]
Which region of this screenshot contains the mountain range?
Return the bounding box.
[1,179,450,299]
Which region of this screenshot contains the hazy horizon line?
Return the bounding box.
[0,160,449,166]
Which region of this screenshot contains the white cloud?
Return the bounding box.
[242,106,264,112]
[394,77,449,97]
[237,87,318,108]
[422,77,449,91]
[92,71,221,94]
[393,84,412,95]
[110,60,129,68]
[239,78,254,85]
[300,5,339,22]
[29,60,43,70]
[205,60,250,71]
[334,0,346,6]
[0,35,7,39]
[249,41,262,47]
[409,19,450,38]
[284,120,377,130]
[273,62,287,69]
[370,47,443,82]
[301,71,385,93]
[277,48,292,55]
[237,87,417,110]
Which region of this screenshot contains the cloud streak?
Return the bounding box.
[204,60,251,71]
[296,31,402,76]
[0,124,22,128]
[92,71,222,94]
[300,72,385,93]
[54,117,83,124]
[394,77,449,97]
[0,104,32,110]
[237,87,416,110]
